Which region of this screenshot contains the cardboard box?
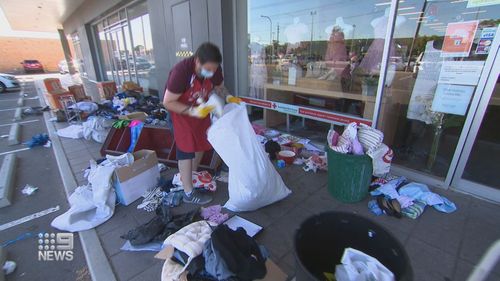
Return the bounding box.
[118,112,148,122]
[114,150,160,205]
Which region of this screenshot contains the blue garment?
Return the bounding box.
[398,182,456,213]
[127,122,144,153]
[162,191,183,207]
[368,199,383,216]
[203,239,234,280]
[370,177,407,199]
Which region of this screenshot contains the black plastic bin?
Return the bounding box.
[294,212,413,281]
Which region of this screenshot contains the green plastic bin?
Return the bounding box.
[327,147,373,203]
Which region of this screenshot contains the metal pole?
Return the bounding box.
[309,11,316,59]
[350,25,356,54]
[261,15,273,63]
[405,1,427,72]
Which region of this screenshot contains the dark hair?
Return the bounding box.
[194,42,222,64]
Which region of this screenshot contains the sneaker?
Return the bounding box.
[183,190,213,205]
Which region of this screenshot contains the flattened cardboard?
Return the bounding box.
[155,245,174,260]
[259,259,288,281]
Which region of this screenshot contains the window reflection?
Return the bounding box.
[93,1,157,94]
[378,0,500,178]
[246,0,500,178]
[71,33,86,76]
[247,0,391,135]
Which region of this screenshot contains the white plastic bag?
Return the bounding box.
[82,116,109,143]
[368,144,393,177]
[57,124,83,139]
[207,104,291,211]
[335,248,394,281]
[51,160,116,232]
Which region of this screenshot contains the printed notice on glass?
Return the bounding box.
[431,84,475,116]
[467,0,500,8]
[441,21,479,58]
[475,27,497,55]
[438,61,484,86]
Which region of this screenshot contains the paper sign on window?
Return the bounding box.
[441,21,479,58]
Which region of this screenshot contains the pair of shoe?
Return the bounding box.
[376,196,402,218]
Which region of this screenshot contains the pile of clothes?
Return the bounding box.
[121,204,198,250]
[56,116,111,143]
[161,222,267,281]
[253,123,327,172]
[368,176,457,219]
[328,122,393,177]
[90,90,168,126]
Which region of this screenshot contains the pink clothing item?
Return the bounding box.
[352,136,364,155]
[201,205,229,225]
[358,39,395,75]
[128,120,143,127]
[325,30,348,62]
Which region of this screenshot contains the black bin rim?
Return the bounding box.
[293,211,413,281]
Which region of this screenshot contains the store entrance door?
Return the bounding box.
[451,45,500,202]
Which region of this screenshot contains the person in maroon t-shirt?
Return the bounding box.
[163,42,241,204]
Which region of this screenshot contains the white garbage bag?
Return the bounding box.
[82,116,110,143]
[51,160,116,232]
[367,143,393,177]
[56,124,83,139]
[207,104,291,211]
[335,248,395,281]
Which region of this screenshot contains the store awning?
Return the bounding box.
[0,0,84,32]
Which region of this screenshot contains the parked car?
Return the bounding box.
[132,57,152,70]
[58,60,69,74]
[58,59,81,74]
[21,60,44,73]
[0,73,20,93]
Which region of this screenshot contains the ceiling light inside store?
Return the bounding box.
[375,1,405,6]
[400,11,423,16]
[398,6,415,11]
[450,0,467,3]
[425,22,444,26]
[462,10,486,14]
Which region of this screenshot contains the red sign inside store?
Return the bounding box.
[240,98,273,109]
[241,97,372,126]
[298,108,372,126]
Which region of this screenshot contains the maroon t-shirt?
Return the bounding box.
[166,57,223,94]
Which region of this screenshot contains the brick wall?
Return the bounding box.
[0,36,65,74]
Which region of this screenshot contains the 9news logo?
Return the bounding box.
[37,232,74,261]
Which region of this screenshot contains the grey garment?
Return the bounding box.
[203,239,234,280]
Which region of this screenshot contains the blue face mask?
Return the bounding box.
[200,67,214,79]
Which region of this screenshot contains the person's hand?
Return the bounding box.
[226,95,242,104]
[188,104,215,118]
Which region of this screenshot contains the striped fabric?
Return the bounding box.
[358,123,384,154]
[331,135,351,154]
[330,123,358,154]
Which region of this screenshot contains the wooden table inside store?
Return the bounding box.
[263,81,409,146]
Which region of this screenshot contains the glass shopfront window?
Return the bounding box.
[71,33,86,76]
[377,0,500,178]
[93,0,157,94]
[243,0,500,183]
[246,0,391,136]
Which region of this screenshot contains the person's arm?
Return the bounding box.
[163,89,191,114]
[213,84,231,100]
